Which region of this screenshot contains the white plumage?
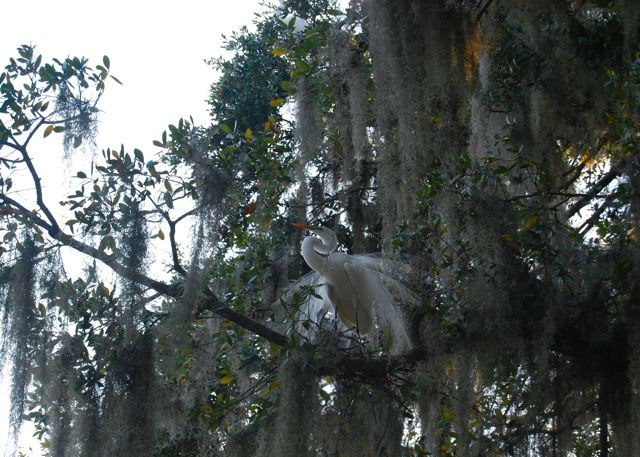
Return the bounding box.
[284,224,415,354]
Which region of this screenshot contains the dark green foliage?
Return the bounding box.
[209,20,289,132]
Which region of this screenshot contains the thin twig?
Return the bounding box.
[566,166,621,218]
[475,0,495,23]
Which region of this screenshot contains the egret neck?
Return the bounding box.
[301,236,329,275]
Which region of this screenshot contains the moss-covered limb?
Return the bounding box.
[2,194,293,353]
[198,289,290,347]
[64,233,289,346]
[310,346,428,386]
[0,193,292,348]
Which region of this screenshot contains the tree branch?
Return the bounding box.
[107,155,189,276]
[167,218,187,276]
[566,166,621,219]
[0,193,291,347]
[475,0,494,23]
[20,118,45,150]
[10,139,61,233]
[578,195,615,236]
[199,289,290,347]
[316,347,427,383]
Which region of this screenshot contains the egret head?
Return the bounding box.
[292,223,338,254]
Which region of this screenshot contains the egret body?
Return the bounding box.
[290,223,413,352]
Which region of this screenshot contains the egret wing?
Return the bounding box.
[353,254,422,310]
[344,259,412,354]
[277,271,334,338]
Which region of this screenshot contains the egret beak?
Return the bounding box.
[291,222,318,231]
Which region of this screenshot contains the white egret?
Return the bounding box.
[285,223,415,354]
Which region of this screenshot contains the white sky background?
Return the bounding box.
[0,0,265,454]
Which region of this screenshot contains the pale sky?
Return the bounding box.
[0,0,264,453]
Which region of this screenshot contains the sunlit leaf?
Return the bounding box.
[269,98,286,107]
[220,375,235,385]
[271,48,287,57]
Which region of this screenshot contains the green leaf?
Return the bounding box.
[43,125,53,138]
[219,123,232,134]
[103,55,110,69]
[523,214,539,231]
[157,229,165,240]
[223,145,239,155]
[98,236,112,252]
[76,171,87,178]
[219,375,235,385]
[319,389,330,402]
[133,148,144,162]
[73,135,82,148]
[164,190,173,208]
[295,60,309,73]
[271,48,288,57]
[280,80,294,93]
